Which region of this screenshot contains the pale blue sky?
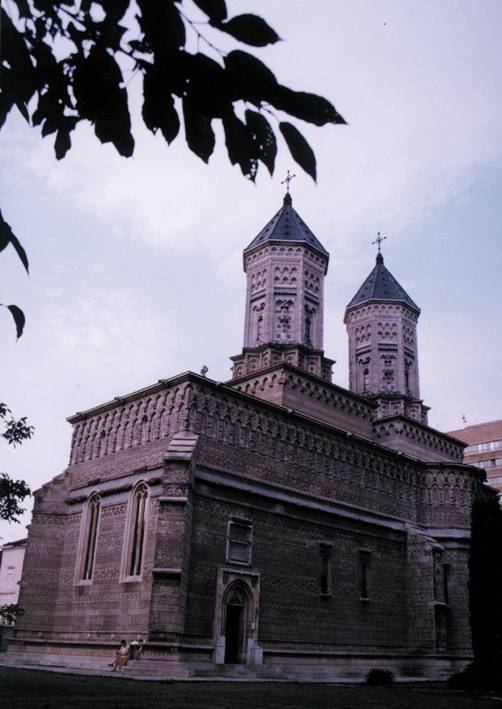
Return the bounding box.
[1,0,502,543]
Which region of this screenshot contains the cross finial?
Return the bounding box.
[372,232,387,254]
[281,170,296,193]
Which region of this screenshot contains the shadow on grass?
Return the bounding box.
[1,668,501,709]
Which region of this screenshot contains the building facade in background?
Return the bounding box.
[8,195,483,680]
[447,420,502,492]
[0,538,26,610]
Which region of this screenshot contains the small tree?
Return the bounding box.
[470,492,502,676]
[0,404,32,523]
[450,489,502,690]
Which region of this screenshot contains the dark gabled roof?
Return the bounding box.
[244,193,329,257]
[346,253,420,312]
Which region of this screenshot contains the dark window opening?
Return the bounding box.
[82,496,100,581]
[359,550,371,599]
[320,543,332,596]
[128,485,148,577]
[228,522,252,564]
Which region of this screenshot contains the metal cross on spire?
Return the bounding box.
[372,232,387,253]
[281,170,296,192]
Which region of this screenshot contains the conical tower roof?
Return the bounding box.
[346,253,419,313]
[244,193,329,258]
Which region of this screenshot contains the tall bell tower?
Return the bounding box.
[231,191,334,381]
[344,245,429,424]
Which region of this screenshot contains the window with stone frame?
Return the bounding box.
[433,549,450,604]
[319,543,333,596]
[78,493,100,582]
[433,549,450,651]
[358,549,371,600]
[227,520,252,564]
[123,483,149,579]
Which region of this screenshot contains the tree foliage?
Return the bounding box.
[449,490,502,690]
[469,492,502,672]
[1,0,346,337]
[0,404,33,523]
[0,603,25,625]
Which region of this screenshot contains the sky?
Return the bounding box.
[1,0,502,544]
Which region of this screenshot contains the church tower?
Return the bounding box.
[344,247,429,424]
[231,191,334,381]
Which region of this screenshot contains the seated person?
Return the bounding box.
[111,639,130,671]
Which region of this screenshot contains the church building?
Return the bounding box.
[9,193,483,680]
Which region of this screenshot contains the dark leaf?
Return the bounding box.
[279,122,316,182]
[15,100,30,123]
[3,305,26,339]
[41,117,59,136]
[1,9,36,105]
[55,128,72,160]
[222,110,258,180]
[142,67,180,144]
[73,46,134,157]
[271,86,346,127]
[99,0,129,21]
[0,211,29,273]
[93,21,127,52]
[0,85,15,129]
[193,0,227,22]
[185,53,229,118]
[12,0,31,18]
[137,0,186,56]
[217,14,280,47]
[245,109,276,175]
[182,98,215,163]
[224,50,278,105]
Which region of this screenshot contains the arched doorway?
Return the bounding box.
[224,586,248,664]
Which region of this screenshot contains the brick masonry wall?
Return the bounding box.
[185,496,408,651]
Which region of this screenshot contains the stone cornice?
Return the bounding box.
[243,239,329,272]
[67,370,200,423]
[229,361,375,411]
[373,414,467,460]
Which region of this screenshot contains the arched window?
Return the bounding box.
[79,494,100,582]
[124,483,149,578]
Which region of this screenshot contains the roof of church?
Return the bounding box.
[244,193,329,257]
[346,253,420,312]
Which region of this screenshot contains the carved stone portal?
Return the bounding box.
[213,567,262,666]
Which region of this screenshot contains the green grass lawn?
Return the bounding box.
[1,668,501,709]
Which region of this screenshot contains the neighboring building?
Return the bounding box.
[0,538,26,610]
[447,420,502,492]
[9,193,483,680]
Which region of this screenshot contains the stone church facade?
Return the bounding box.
[10,194,483,679]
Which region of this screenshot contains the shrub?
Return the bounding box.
[365,668,395,685]
[449,662,502,691]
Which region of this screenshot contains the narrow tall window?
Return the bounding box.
[433,549,443,602]
[305,316,312,346]
[227,521,252,564]
[405,363,411,394]
[443,563,450,605]
[127,484,148,578]
[256,315,264,343]
[81,495,100,581]
[363,368,370,393]
[359,550,371,599]
[320,543,332,596]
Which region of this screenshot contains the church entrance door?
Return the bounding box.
[224,588,247,664]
